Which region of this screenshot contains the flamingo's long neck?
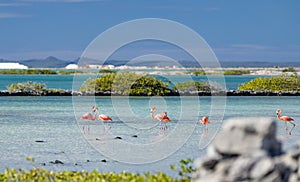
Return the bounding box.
[151,110,155,120]
[277,113,281,120]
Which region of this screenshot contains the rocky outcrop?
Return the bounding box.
[193,117,300,182]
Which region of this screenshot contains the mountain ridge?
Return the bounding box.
[0,57,299,68]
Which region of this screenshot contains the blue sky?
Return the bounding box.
[0,0,299,62]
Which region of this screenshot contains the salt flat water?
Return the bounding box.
[0,96,299,175]
[0,74,269,90]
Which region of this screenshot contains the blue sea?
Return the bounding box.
[0,74,299,176]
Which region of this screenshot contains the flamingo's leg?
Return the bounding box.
[202,125,208,137]
[285,122,289,134]
[158,121,166,135]
[107,123,111,130]
[205,125,208,132]
[159,121,163,130]
[289,122,296,135]
[103,122,111,133]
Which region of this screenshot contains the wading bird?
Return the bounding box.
[151,106,171,131]
[198,113,210,132]
[81,106,98,120]
[98,110,112,131]
[276,109,295,135]
[81,106,112,133]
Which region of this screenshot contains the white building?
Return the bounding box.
[0,63,28,69]
[65,64,79,69]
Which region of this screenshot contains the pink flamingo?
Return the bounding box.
[198,112,210,133]
[99,114,113,131]
[81,106,98,133]
[151,106,171,131]
[276,109,295,135]
[98,114,112,121]
[81,106,113,133]
[81,106,98,120]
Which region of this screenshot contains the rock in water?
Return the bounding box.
[35,140,45,143]
[213,117,281,157]
[192,117,300,182]
[50,160,64,164]
[101,159,107,163]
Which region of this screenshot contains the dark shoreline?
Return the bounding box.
[1,90,300,96]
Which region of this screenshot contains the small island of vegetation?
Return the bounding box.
[238,76,300,92]
[7,81,65,96]
[172,81,214,92]
[80,72,171,96]
[2,74,300,96]
[223,70,250,75]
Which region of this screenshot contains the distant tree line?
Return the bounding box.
[6,73,300,95]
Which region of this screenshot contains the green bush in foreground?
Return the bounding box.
[238,76,300,92]
[171,158,196,179]
[0,157,194,181]
[0,168,191,182]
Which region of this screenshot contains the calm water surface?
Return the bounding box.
[0,96,299,175]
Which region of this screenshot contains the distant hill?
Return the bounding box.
[21,56,71,68]
[0,56,299,68]
[0,56,72,68]
[74,58,300,68]
[220,61,300,68]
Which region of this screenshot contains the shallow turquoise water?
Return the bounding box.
[0,96,299,175]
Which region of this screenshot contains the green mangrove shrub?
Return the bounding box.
[80,72,170,96]
[282,67,296,73]
[223,70,250,75]
[0,168,190,182]
[171,158,196,179]
[172,81,215,92]
[57,70,84,75]
[7,81,65,94]
[0,69,57,75]
[7,81,46,93]
[238,76,300,92]
[80,73,116,93]
[190,70,206,76]
[0,69,87,75]
[99,69,117,74]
